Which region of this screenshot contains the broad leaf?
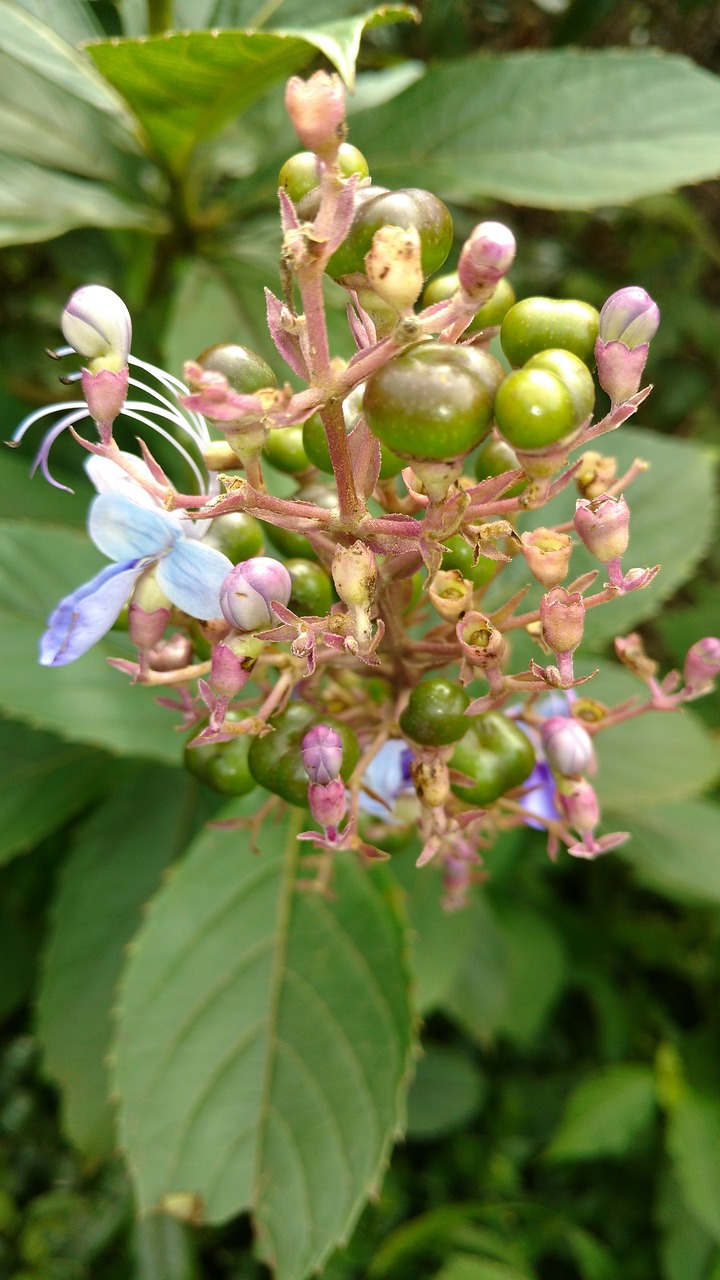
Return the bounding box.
[0,521,180,761]
[350,50,720,209]
[493,905,566,1048]
[113,807,414,1280]
[437,1255,535,1280]
[612,802,720,906]
[667,1090,720,1245]
[0,449,91,526]
[37,764,214,1161]
[87,9,416,175]
[389,847,476,1015]
[545,1064,657,1161]
[0,718,110,865]
[12,0,104,47]
[406,1046,485,1140]
[443,893,509,1044]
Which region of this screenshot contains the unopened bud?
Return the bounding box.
[364,225,423,311]
[684,637,720,695]
[520,527,573,588]
[285,71,346,155]
[302,724,344,785]
[457,221,516,296]
[220,557,292,632]
[541,716,594,777]
[332,541,377,610]
[574,494,630,563]
[211,640,249,698]
[595,287,659,405]
[556,776,600,835]
[308,778,347,831]
[149,633,193,672]
[61,285,132,373]
[540,587,585,655]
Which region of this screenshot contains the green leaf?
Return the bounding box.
[350,50,720,209]
[389,849,476,1016]
[613,802,720,906]
[436,1255,535,1280]
[0,450,91,526]
[0,521,180,761]
[37,764,214,1161]
[12,0,104,46]
[113,808,414,1280]
[86,9,417,174]
[656,1170,716,1280]
[667,1090,720,1245]
[494,905,566,1048]
[133,1213,198,1280]
[406,1045,485,1140]
[443,893,509,1044]
[545,1063,657,1161]
[0,718,110,865]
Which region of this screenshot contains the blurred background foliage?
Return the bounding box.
[1,1,720,1278]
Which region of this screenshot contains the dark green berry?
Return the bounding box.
[248,703,360,807]
[399,678,471,747]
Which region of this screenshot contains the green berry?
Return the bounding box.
[248,703,360,807]
[450,711,535,806]
[493,368,577,451]
[423,273,515,332]
[285,558,334,616]
[442,535,496,589]
[204,512,264,563]
[278,143,369,204]
[500,297,600,368]
[524,348,595,422]
[196,343,277,394]
[400,678,471,747]
[473,435,526,498]
[363,342,501,462]
[184,722,257,797]
[327,187,453,282]
[263,426,310,475]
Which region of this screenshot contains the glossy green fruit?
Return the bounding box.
[363,342,501,462]
[263,426,310,475]
[473,435,526,498]
[248,703,360,807]
[302,411,404,480]
[423,273,515,333]
[442,534,496,589]
[524,348,595,422]
[184,722,257,797]
[327,187,453,281]
[494,368,577,451]
[450,711,535,806]
[278,143,369,203]
[285,558,334,616]
[500,297,599,368]
[196,343,277,394]
[400,678,471,746]
[204,511,264,563]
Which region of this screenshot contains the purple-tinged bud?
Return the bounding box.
[541,716,594,778]
[556,776,600,834]
[574,494,630,563]
[149,633,193,672]
[220,557,292,632]
[540,587,585,655]
[302,724,344,785]
[598,287,660,347]
[211,640,249,699]
[520,528,573,589]
[332,541,377,610]
[457,221,516,295]
[81,366,129,428]
[683,637,720,695]
[364,225,423,312]
[308,778,347,832]
[595,288,659,405]
[285,72,346,155]
[61,285,132,374]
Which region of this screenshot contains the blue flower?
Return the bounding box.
[360,739,415,821]
[41,491,232,667]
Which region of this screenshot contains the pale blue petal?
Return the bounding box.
[522,761,560,829]
[39,559,146,667]
[88,492,180,562]
[156,539,233,620]
[360,739,415,819]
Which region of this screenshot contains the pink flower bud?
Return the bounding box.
[556,776,600,834]
[81,367,129,428]
[540,588,585,655]
[302,724,344,785]
[61,285,132,373]
[574,494,630,563]
[308,778,347,831]
[220,557,292,632]
[598,287,660,347]
[541,716,594,777]
[684,637,720,694]
[457,221,516,295]
[520,528,573,589]
[211,640,248,699]
[284,72,346,155]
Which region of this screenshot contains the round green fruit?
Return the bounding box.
[185,723,257,797]
[450,711,535,806]
[493,367,577,451]
[248,703,360,807]
[263,426,310,475]
[327,187,453,281]
[278,143,369,204]
[442,534,496,589]
[285,558,333,616]
[196,343,277,394]
[204,511,264,563]
[500,297,600,368]
[423,273,515,333]
[363,342,501,462]
[524,348,595,422]
[400,678,471,747]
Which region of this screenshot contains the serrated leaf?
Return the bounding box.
[0,718,110,864]
[113,808,414,1280]
[37,765,213,1162]
[545,1063,657,1161]
[12,0,104,46]
[350,50,720,209]
[667,1090,720,1245]
[612,802,720,906]
[0,521,180,761]
[86,9,416,175]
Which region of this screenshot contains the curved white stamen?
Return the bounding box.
[127,377,210,450]
[122,406,208,493]
[11,399,86,444]
[33,408,92,491]
[128,356,209,440]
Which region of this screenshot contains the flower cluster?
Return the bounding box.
[11,70,720,905]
